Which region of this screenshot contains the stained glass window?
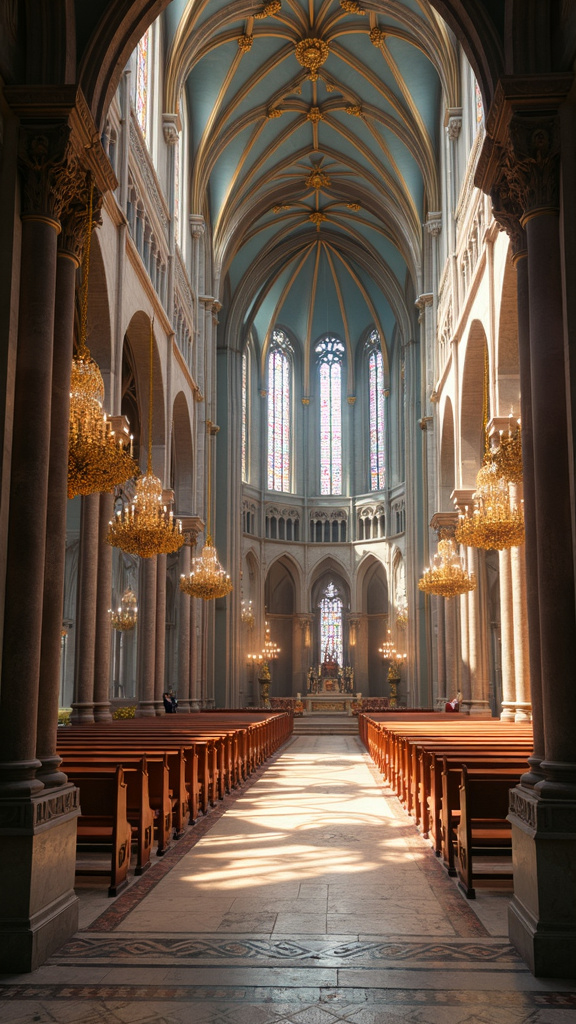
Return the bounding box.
[320,582,343,666]
[242,350,248,482]
[136,30,149,141]
[475,80,484,126]
[367,331,385,490]
[316,336,344,495]
[267,330,292,491]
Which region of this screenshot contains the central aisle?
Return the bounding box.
[2,735,575,1022]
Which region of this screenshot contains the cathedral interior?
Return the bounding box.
[1,0,576,1011]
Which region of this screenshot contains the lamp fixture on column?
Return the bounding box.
[68,179,138,498]
[378,629,395,660]
[108,587,138,631]
[240,571,255,629]
[418,534,476,598]
[107,318,184,558]
[179,421,233,599]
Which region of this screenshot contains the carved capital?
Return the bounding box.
[425,212,442,237]
[18,122,74,222]
[162,113,181,146]
[446,115,462,141]
[490,179,527,259]
[59,171,103,264]
[505,114,560,219]
[189,214,205,238]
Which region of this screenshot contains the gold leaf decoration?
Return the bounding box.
[346,105,363,116]
[309,211,328,229]
[370,27,385,46]
[340,0,366,13]
[254,0,281,18]
[305,169,331,189]
[295,37,329,81]
[267,107,283,118]
[307,106,324,123]
[238,34,254,52]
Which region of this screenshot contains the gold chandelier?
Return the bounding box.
[418,535,477,598]
[455,456,525,550]
[107,319,184,558]
[241,598,255,629]
[109,587,138,631]
[492,418,523,484]
[180,421,233,600]
[68,180,137,499]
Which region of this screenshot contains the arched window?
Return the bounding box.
[320,582,343,666]
[242,349,248,483]
[366,330,385,490]
[267,329,292,491]
[316,336,344,495]
[135,30,150,141]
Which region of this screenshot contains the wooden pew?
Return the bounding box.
[456,765,515,898]
[72,765,133,896]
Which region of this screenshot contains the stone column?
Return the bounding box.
[37,191,87,787]
[154,553,167,713]
[444,597,459,699]
[510,542,531,721]
[435,596,446,702]
[93,491,114,722]
[71,492,100,723]
[0,117,82,972]
[498,547,516,720]
[479,82,576,977]
[177,541,192,711]
[137,555,157,717]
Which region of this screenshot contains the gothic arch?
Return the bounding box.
[460,320,488,489]
[123,310,166,459]
[171,391,194,514]
[440,397,456,510]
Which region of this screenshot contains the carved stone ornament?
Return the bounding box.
[267,107,283,118]
[254,0,281,17]
[189,213,205,238]
[340,0,366,14]
[346,105,363,117]
[307,106,324,124]
[309,211,327,228]
[490,180,526,258]
[295,38,329,81]
[369,27,385,47]
[447,115,462,141]
[59,172,103,264]
[504,114,561,219]
[238,34,254,53]
[162,114,180,146]
[18,123,77,222]
[305,169,331,189]
[426,213,442,236]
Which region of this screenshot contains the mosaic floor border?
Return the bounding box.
[49,935,522,966]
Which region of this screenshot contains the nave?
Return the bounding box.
[1,734,575,1024]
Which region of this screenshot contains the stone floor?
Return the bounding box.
[1,735,576,1023]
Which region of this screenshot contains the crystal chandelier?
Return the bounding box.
[68,179,137,498]
[180,421,233,600]
[396,599,408,630]
[241,598,255,629]
[418,535,477,598]
[378,629,396,660]
[455,457,525,550]
[109,587,138,631]
[263,621,280,661]
[107,319,184,558]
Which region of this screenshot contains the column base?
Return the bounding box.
[189,700,201,711]
[461,700,492,717]
[508,785,576,978]
[70,702,95,724]
[514,702,532,722]
[176,700,192,713]
[136,701,157,718]
[0,784,80,973]
[93,702,112,722]
[500,702,517,722]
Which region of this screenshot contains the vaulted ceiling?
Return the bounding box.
[163,0,460,361]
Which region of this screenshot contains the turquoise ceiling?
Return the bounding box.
[165,0,459,363]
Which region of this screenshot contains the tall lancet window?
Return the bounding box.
[267,329,292,491]
[241,350,248,483]
[316,336,344,495]
[367,330,386,490]
[320,582,344,666]
[136,30,150,141]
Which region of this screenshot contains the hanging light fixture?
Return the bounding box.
[263,620,280,661]
[455,458,525,550]
[378,629,396,660]
[179,421,233,600]
[418,534,477,598]
[107,318,184,558]
[396,599,408,631]
[240,571,255,629]
[492,416,523,484]
[108,587,138,631]
[455,355,524,551]
[68,179,137,498]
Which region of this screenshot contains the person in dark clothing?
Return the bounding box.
[163,692,174,713]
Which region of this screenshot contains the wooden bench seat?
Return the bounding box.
[71,765,132,896]
[456,766,517,898]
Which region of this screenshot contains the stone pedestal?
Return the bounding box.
[508,786,576,978]
[0,786,80,973]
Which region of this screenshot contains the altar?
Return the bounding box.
[304,692,360,714]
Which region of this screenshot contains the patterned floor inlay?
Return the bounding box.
[50,935,522,966]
